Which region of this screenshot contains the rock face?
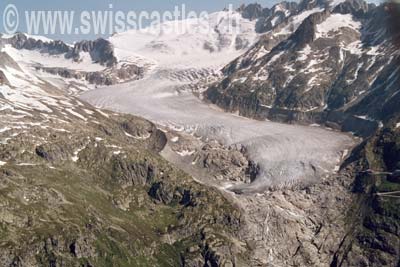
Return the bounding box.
[2,33,117,67]
[255,2,300,33]
[164,129,260,185]
[192,142,258,184]
[334,120,400,267]
[237,3,266,21]
[2,32,70,54]
[35,63,144,86]
[207,0,398,137]
[70,38,117,67]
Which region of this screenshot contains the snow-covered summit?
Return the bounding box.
[109,10,259,69]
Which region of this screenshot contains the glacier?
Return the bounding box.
[80,10,355,193]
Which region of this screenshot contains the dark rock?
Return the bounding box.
[35,143,73,162]
[111,158,156,186]
[2,34,118,67]
[238,3,265,20]
[148,181,175,204]
[333,0,370,17]
[68,38,117,67]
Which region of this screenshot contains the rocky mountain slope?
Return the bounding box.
[334,120,400,266]
[206,0,400,266]
[207,0,398,137]
[0,35,252,266]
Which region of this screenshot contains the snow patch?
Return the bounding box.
[124,131,151,140]
[96,109,109,118]
[329,0,347,8]
[297,45,312,61]
[176,150,195,157]
[347,62,363,84]
[316,14,361,39]
[17,163,37,166]
[260,104,273,109]
[233,77,247,84]
[267,51,284,66]
[71,146,86,162]
[66,108,86,121]
[354,115,374,121]
[341,149,349,160]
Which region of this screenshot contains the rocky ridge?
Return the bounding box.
[207,0,397,137]
[0,33,144,87]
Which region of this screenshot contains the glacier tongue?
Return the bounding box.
[81,66,354,192]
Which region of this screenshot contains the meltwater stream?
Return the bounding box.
[81,67,354,193]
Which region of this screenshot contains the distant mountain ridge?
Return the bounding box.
[0,33,143,86]
[207,0,399,137]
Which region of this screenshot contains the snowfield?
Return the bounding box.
[109,11,259,69]
[3,45,107,72]
[81,10,354,192]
